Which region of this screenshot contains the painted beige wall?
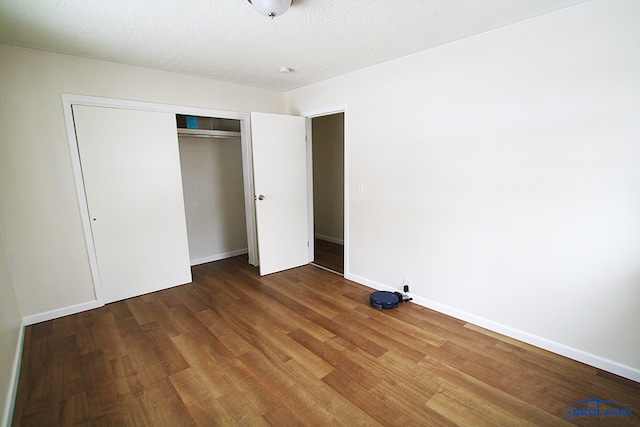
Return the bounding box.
[312,113,344,243]
[286,0,640,377]
[178,135,248,263]
[0,44,284,318]
[0,235,21,425]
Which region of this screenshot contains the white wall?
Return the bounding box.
[179,135,248,264]
[312,113,344,243]
[0,234,22,426]
[1,0,638,386]
[0,44,285,319]
[286,0,640,379]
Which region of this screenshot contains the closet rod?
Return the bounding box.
[177,128,240,139]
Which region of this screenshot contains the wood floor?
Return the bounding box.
[313,238,344,275]
[12,256,640,426]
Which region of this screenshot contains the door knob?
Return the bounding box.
[257,194,265,200]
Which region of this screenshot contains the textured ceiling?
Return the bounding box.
[0,0,585,92]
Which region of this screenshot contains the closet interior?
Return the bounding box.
[176,114,248,266]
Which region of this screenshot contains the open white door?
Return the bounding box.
[73,105,192,303]
[251,112,309,275]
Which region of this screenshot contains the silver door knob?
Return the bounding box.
[257,194,265,200]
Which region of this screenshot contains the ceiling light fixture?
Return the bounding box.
[248,0,292,18]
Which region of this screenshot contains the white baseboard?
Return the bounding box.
[21,248,251,326]
[190,248,248,266]
[345,272,640,383]
[314,234,344,245]
[2,319,25,427]
[22,300,101,326]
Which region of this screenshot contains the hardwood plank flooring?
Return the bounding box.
[12,256,640,426]
[313,238,344,275]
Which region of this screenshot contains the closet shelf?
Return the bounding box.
[177,128,241,139]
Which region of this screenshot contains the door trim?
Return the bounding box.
[61,94,258,306]
[302,105,348,276]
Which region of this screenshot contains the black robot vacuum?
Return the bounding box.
[370,291,406,309]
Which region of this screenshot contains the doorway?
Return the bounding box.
[310,112,345,275]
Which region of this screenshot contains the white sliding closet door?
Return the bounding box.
[73,105,191,303]
[251,112,309,275]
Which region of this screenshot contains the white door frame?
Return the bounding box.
[301,106,349,276]
[62,94,258,306]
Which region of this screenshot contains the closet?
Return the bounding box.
[66,95,310,307]
[175,115,248,266]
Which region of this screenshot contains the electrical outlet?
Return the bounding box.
[403,278,411,292]
[403,285,409,293]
